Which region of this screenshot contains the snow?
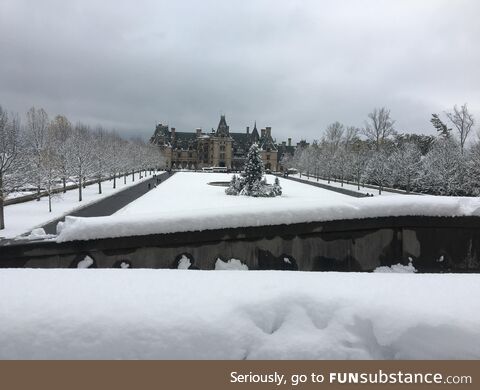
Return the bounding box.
[177,255,192,269]
[1,174,155,239]
[56,172,480,242]
[0,269,479,359]
[374,261,417,273]
[77,255,94,268]
[215,258,249,270]
[291,174,402,196]
[20,227,56,241]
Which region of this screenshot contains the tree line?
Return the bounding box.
[0,105,165,230]
[282,104,480,196]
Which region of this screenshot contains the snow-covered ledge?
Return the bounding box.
[56,195,480,242]
[0,270,479,359]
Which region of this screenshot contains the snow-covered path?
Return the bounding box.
[291,174,402,196]
[1,174,154,239]
[0,269,479,359]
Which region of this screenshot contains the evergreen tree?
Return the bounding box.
[225,143,281,197]
[243,144,264,193]
[431,114,451,139]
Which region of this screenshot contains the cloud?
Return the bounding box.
[1,0,479,142]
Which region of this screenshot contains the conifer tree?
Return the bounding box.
[243,144,264,193]
[430,114,451,139]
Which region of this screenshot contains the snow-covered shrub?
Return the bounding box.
[272,177,282,196]
[225,144,282,197]
[225,174,244,195]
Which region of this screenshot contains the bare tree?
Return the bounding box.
[41,126,61,212]
[363,150,392,194]
[49,115,72,193]
[446,104,475,153]
[91,127,109,194]
[363,107,395,150]
[0,107,26,229]
[25,107,50,200]
[390,143,421,193]
[67,123,94,201]
[324,122,344,155]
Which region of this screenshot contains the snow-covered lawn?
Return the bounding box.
[56,172,480,242]
[291,174,402,196]
[0,269,478,359]
[1,174,154,239]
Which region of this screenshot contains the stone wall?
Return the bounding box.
[1,216,479,272]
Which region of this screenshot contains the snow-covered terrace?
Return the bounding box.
[56,172,480,242]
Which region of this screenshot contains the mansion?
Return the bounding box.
[150,115,295,171]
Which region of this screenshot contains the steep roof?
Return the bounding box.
[216,115,230,136]
[251,121,260,142]
[172,132,197,150]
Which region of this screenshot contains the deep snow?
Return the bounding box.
[56,172,480,242]
[0,269,479,359]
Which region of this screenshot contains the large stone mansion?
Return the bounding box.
[150,115,295,171]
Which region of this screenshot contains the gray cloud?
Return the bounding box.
[1,0,479,143]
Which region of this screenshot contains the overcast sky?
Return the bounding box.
[1,0,479,142]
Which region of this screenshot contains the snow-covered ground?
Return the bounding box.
[56,172,480,242]
[0,269,478,359]
[291,174,401,196]
[1,174,154,239]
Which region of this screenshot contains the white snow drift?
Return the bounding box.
[0,270,479,359]
[56,172,480,242]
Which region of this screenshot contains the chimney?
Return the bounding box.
[196,128,202,136]
[288,138,291,147]
[246,126,250,135]
[266,127,271,138]
[261,129,266,138]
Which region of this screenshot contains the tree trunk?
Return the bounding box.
[37,184,41,201]
[98,179,102,194]
[48,193,52,213]
[124,173,127,185]
[379,185,382,195]
[63,177,66,193]
[0,198,4,230]
[79,176,83,202]
[0,174,4,230]
[113,174,116,189]
[132,170,135,182]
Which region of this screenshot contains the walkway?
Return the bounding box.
[41,171,174,234]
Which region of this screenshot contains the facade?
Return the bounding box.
[150,115,281,171]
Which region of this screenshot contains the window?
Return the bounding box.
[266,154,270,160]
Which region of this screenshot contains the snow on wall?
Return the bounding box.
[56,193,480,242]
[0,269,479,359]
